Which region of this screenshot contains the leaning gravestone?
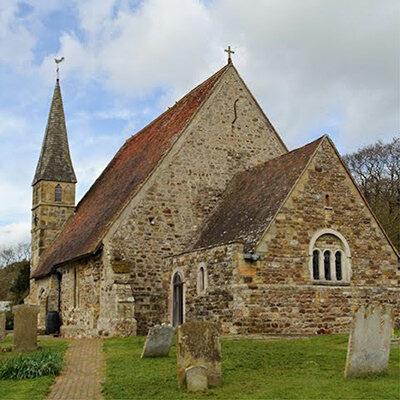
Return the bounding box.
[344,304,393,378]
[176,321,222,389]
[0,312,5,341]
[12,305,40,352]
[141,323,175,358]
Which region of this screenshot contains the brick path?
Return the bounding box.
[47,339,104,400]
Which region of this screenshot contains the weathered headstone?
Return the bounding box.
[185,365,208,392]
[176,321,222,388]
[141,323,174,358]
[0,312,6,341]
[12,305,40,352]
[344,305,393,378]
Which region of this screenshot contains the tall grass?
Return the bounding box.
[0,349,63,379]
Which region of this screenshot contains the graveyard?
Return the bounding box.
[0,2,399,400]
[0,330,398,399]
[0,336,67,400]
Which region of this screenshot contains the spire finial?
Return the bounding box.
[224,46,235,64]
[55,57,65,81]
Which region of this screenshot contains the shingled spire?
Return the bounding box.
[33,79,76,185]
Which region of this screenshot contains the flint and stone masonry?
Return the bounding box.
[28,61,399,338]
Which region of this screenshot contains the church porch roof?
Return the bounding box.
[191,136,325,252]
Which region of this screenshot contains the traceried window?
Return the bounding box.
[335,251,342,281]
[310,230,351,284]
[324,250,331,280]
[55,184,62,202]
[312,250,320,280]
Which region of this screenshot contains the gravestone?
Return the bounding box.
[185,365,208,392]
[0,312,5,341]
[12,305,40,352]
[344,305,393,378]
[141,323,174,358]
[176,321,222,388]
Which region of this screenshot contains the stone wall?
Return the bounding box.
[59,257,102,338]
[28,180,75,330]
[104,65,286,334]
[26,275,59,331]
[167,244,241,333]
[31,180,75,272]
[167,138,399,335]
[58,252,136,338]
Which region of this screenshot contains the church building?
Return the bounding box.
[28,57,399,337]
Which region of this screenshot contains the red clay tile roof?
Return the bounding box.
[192,137,324,252]
[32,64,229,279]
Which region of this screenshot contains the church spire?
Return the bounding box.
[33,78,76,185]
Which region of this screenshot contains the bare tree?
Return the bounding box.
[344,137,400,250]
[0,242,31,268]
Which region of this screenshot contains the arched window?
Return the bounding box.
[55,184,62,202]
[335,251,342,281]
[199,267,205,292]
[325,194,330,207]
[172,272,184,326]
[312,250,320,280]
[309,229,351,284]
[324,250,331,280]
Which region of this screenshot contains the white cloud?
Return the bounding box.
[0,222,30,247]
[0,1,36,68]
[38,0,399,151]
[0,112,28,137]
[0,0,398,247]
[44,0,221,95]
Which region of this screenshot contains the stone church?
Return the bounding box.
[28,59,399,337]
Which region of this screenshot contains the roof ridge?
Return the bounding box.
[73,63,229,214]
[191,136,325,252]
[32,63,230,278]
[241,135,325,175]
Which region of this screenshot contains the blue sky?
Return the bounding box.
[0,0,398,247]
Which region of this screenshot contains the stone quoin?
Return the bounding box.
[27,58,399,337]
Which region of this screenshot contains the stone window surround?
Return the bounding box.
[169,267,186,325]
[309,228,352,285]
[196,262,208,295]
[55,184,62,202]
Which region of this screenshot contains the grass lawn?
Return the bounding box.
[104,335,399,400]
[0,335,68,400]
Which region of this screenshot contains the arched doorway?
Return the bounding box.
[172,272,184,327]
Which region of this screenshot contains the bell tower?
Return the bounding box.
[31,77,77,275]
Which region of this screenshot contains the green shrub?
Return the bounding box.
[0,349,63,379]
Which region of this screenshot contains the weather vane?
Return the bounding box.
[224,46,235,63]
[55,57,65,80]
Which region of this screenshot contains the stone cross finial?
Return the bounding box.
[55,57,65,80]
[224,46,235,63]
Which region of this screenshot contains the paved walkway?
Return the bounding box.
[47,339,104,400]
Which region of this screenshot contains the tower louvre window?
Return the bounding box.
[55,184,62,202]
